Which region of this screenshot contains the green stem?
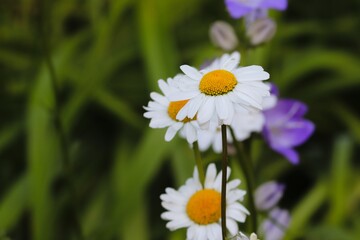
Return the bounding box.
[221,125,228,240]
[40,1,84,239]
[229,128,258,233]
[192,141,205,187]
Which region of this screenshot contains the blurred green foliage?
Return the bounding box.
[0,0,359,239]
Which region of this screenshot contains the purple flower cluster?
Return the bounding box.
[255,181,290,240]
[224,0,288,45]
[225,0,288,19]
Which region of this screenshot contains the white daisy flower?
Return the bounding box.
[171,52,270,126]
[143,76,200,144]
[197,111,264,153]
[160,163,249,240]
[197,125,232,153]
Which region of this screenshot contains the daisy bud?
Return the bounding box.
[255,181,285,211]
[246,18,276,46]
[209,20,239,51]
[231,232,259,240]
[250,233,260,240]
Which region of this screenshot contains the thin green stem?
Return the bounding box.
[229,128,258,233]
[192,141,205,187]
[221,125,228,240]
[39,1,84,239]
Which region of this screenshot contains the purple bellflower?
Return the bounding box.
[261,207,291,240]
[255,181,285,211]
[255,181,290,240]
[225,0,288,19]
[262,98,315,164]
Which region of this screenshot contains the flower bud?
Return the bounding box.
[246,17,276,46]
[261,208,291,240]
[230,232,259,240]
[209,20,239,51]
[255,181,285,211]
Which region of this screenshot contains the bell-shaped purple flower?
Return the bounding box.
[261,207,291,240]
[255,181,285,211]
[225,0,288,19]
[262,99,315,164]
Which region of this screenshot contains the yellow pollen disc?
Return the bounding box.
[199,70,237,96]
[186,189,221,225]
[168,100,195,123]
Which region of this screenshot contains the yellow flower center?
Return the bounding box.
[186,189,221,225]
[199,70,237,96]
[167,100,195,123]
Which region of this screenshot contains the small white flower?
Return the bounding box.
[143,76,200,143]
[171,52,270,127]
[160,163,249,240]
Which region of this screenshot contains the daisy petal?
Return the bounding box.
[180,65,203,80]
[205,164,217,188]
[165,126,179,141]
[222,51,240,71]
[197,96,216,124]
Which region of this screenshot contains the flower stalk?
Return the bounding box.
[193,141,205,187]
[229,128,258,233]
[221,125,228,240]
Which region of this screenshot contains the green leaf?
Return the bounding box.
[0,122,22,154]
[122,203,150,240]
[0,175,28,232]
[327,135,353,225]
[284,180,328,239]
[27,67,61,240]
[92,88,145,130]
[136,0,179,91]
[112,129,173,234]
[171,139,194,186]
[278,50,360,91]
[306,224,353,240]
[333,103,360,144]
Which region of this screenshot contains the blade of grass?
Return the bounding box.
[278,50,360,90]
[0,122,22,154]
[327,135,353,225]
[113,129,173,234]
[92,88,145,130]
[171,139,194,186]
[0,175,28,232]
[136,0,178,91]
[333,102,360,144]
[27,68,61,240]
[284,180,328,240]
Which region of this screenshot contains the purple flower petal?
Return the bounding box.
[262,208,291,240]
[272,146,299,164]
[255,181,285,211]
[263,99,308,124]
[225,0,254,18]
[269,83,279,96]
[265,119,315,148]
[261,0,288,10]
[263,90,315,164]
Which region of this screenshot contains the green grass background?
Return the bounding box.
[0,0,360,239]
